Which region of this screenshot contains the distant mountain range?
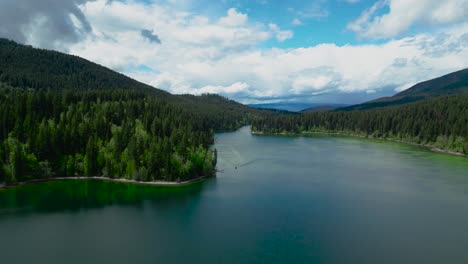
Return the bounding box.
[338,68,468,111]
[301,104,348,113]
[248,103,317,112]
[249,103,349,112]
[251,68,468,113]
[252,68,468,155]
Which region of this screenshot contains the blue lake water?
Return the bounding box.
[1,126,467,263]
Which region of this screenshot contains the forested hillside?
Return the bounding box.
[0,39,169,95]
[253,95,468,154]
[0,39,272,184]
[1,37,465,185]
[0,38,269,128]
[0,84,221,184]
[339,68,468,111]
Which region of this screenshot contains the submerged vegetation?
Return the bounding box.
[0,179,208,212]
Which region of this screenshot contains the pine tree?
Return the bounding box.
[84,136,97,176]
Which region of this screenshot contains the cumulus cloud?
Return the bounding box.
[219,8,247,27]
[348,0,468,39]
[291,68,342,94]
[0,0,91,50]
[2,0,467,104]
[197,82,251,95]
[141,29,161,44]
[268,24,293,42]
[70,1,271,68]
[65,0,468,104]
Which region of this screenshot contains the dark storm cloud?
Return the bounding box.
[0,0,92,50]
[141,29,161,44]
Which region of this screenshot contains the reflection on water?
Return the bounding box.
[0,179,213,215]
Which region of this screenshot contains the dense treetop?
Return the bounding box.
[0,38,466,185]
[0,38,169,95]
[0,39,276,184]
[253,94,468,154]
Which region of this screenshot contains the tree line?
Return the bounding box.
[0,38,277,184]
[0,84,263,184]
[252,95,468,154]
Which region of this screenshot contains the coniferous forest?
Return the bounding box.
[0,83,244,184]
[0,38,467,185]
[0,39,271,184]
[252,94,468,154]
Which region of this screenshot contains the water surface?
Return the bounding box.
[1,126,467,263]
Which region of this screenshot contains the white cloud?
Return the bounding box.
[72,0,270,69]
[268,23,293,42]
[292,18,303,26]
[197,82,251,94]
[219,8,247,27]
[64,0,468,104]
[0,0,92,51]
[348,0,468,39]
[292,76,333,94]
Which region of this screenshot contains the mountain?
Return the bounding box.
[0,38,270,126]
[253,94,468,154]
[301,104,348,113]
[251,68,468,155]
[0,38,169,96]
[0,38,278,184]
[249,102,318,112]
[337,68,468,111]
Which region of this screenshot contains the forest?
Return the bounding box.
[1,38,466,185]
[0,83,273,184]
[252,95,468,154]
[0,38,279,184]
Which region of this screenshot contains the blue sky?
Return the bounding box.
[188,0,377,47]
[157,0,425,47]
[1,0,467,104]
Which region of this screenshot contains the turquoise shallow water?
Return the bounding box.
[1,126,468,263]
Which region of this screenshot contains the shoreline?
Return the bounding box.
[0,175,211,189]
[252,130,467,157]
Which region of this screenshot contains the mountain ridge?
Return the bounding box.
[0,38,278,184]
[337,68,468,111]
[0,38,170,96]
[0,37,272,128]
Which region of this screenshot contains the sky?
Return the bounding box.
[0,0,467,105]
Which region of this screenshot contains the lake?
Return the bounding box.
[1,126,467,263]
